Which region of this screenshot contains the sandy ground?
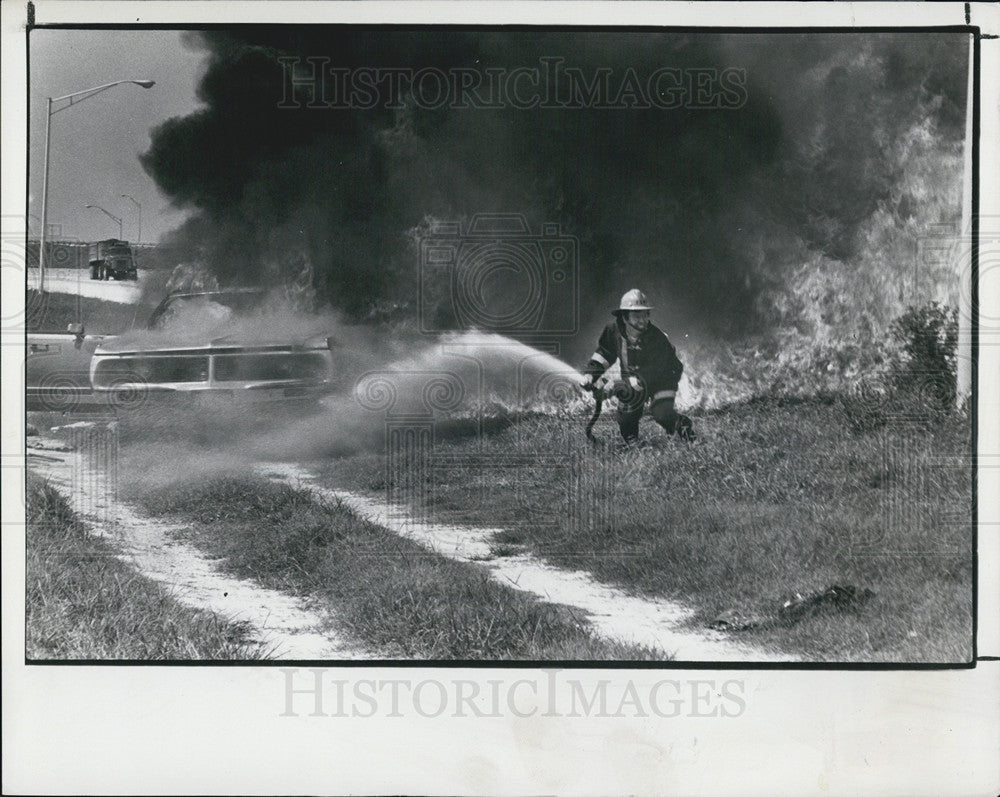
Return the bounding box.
[28,267,145,304]
[27,438,372,660]
[262,463,797,662]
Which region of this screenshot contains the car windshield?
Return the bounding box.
[150,291,268,330]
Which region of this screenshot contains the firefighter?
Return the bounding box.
[579,289,694,443]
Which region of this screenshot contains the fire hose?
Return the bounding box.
[582,377,631,445]
[581,377,695,444]
[584,382,604,444]
[582,378,660,445]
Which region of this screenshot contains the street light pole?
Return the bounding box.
[85,204,123,238]
[121,193,142,244]
[38,97,53,291]
[37,79,154,292]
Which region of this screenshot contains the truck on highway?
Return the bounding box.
[89,239,137,281]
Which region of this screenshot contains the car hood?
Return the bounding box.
[93,326,330,356]
[94,337,318,356]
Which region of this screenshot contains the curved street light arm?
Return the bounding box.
[85,204,123,239]
[49,80,155,114]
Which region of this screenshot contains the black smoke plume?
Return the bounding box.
[142,30,967,371]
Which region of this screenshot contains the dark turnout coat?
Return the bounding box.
[583,318,683,401]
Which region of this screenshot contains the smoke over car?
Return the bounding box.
[89,288,341,402]
[141,30,966,376]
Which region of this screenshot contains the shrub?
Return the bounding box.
[887,302,958,409]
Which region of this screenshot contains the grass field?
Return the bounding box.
[133,475,664,660]
[26,475,266,660]
[313,395,974,662]
[26,289,152,334]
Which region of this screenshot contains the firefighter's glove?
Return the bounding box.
[578,374,595,393]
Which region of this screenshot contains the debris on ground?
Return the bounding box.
[778,585,875,622]
[709,608,766,632]
[710,585,875,633]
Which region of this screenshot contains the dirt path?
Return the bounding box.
[25,433,796,661]
[27,444,372,660]
[262,463,797,662]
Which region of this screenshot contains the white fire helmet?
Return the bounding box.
[612,288,653,316]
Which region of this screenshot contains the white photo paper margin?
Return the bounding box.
[3,2,998,795]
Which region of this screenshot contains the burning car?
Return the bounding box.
[87,288,338,402]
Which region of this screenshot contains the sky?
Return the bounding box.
[28,29,207,243]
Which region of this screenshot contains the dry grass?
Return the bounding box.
[315,395,973,662]
[26,476,266,660]
[26,289,150,333]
